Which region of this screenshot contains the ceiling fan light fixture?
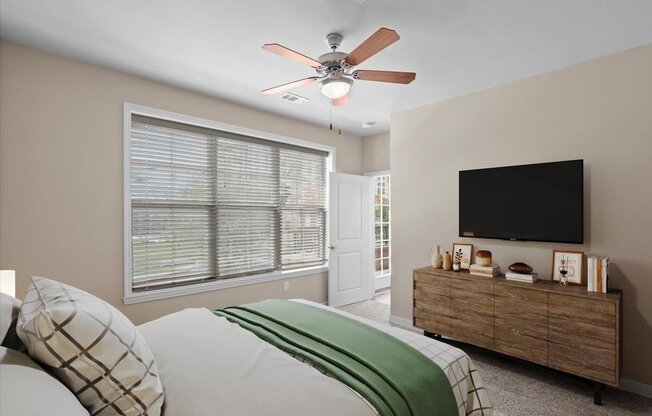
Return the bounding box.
[319,77,353,99]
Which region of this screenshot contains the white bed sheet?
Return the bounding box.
[138,301,495,416]
[138,307,377,416]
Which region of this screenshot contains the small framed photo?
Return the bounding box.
[551,250,584,285]
[452,243,473,270]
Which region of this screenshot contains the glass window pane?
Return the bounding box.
[372,174,390,277]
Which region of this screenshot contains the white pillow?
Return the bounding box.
[16,276,164,416]
[1,293,24,350]
[1,346,90,416]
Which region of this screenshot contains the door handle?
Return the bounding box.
[330,246,337,250]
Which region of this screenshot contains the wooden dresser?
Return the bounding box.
[413,267,622,404]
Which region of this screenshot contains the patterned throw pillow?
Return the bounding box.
[16,276,164,416]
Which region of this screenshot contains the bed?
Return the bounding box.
[1,277,496,416]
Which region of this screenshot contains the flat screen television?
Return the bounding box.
[459,160,583,244]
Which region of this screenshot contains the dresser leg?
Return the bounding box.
[593,382,603,405]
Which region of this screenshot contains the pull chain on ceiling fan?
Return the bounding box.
[261,27,416,107]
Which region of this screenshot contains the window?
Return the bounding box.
[373,175,390,277]
[126,111,328,301]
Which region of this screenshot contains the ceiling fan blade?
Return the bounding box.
[344,28,400,66]
[332,96,348,106]
[353,70,416,84]
[261,77,319,95]
[262,43,321,68]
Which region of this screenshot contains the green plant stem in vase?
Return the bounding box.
[452,249,463,272]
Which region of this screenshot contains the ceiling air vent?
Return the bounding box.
[279,92,309,104]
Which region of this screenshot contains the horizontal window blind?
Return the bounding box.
[215,136,278,277]
[129,115,327,293]
[279,148,327,268]
[130,121,216,291]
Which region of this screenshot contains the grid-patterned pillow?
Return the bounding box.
[16,276,164,416]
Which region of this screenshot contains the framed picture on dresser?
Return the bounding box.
[452,243,473,270]
[551,250,584,285]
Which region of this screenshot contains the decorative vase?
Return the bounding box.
[452,262,461,272]
[431,245,443,269]
[442,251,452,271]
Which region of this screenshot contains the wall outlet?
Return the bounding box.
[283,281,290,292]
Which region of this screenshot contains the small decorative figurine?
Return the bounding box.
[508,262,534,274]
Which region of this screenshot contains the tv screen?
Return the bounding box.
[459,160,583,244]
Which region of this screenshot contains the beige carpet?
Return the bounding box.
[339,297,652,416]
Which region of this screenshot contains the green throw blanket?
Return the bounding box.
[215,300,457,416]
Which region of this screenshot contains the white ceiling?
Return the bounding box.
[2,1,652,136]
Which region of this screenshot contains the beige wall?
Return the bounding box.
[391,44,652,384]
[0,41,363,325]
[361,132,390,174]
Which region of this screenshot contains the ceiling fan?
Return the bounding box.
[261,27,416,106]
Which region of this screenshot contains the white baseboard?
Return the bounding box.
[389,315,423,334]
[620,378,652,398]
[374,275,390,291]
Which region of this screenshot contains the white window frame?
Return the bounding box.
[366,170,391,291]
[123,103,335,304]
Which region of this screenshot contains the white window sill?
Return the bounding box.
[123,265,329,305]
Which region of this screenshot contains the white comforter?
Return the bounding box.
[138,301,494,416]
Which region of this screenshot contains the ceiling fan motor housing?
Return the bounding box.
[317,50,352,78]
[325,32,343,50]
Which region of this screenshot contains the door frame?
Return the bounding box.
[328,172,375,307]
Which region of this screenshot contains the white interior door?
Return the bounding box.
[328,172,373,307]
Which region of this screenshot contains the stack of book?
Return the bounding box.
[469,264,500,277]
[587,255,609,293]
[505,272,538,283]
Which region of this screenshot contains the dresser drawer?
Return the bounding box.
[549,344,616,384]
[495,285,548,317]
[414,315,450,336]
[451,279,493,315]
[450,278,494,348]
[495,286,548,340]
[413,271,451,335]
[494,285,549,364]
[450,321,494,349]
[414,297,449,317]
[495,318,548,366]
[414,272,450,297]
[548,293,618,384]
